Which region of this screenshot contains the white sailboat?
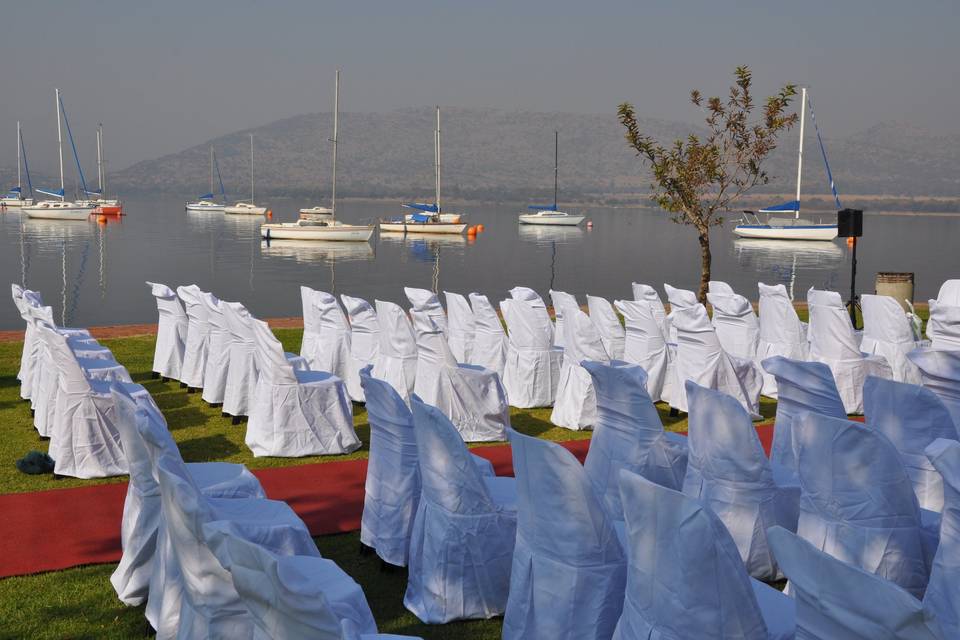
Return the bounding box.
[86,124,122,214]
[225,134,267,215]
[261,70,375,242]
[1,121,34,207]
[23,89,95,221]
[379,106,468,234]
[734,87,839,241]
[186,146,227,211]
[518,131,585,226]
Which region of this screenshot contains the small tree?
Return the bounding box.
[618,66,798,302]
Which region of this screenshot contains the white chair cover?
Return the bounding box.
[405,287,447,335]
[762,356,847,484]
[683,381,800,580]
[404,397,518,623]
[582,360,687,522]
[865,377,959,512]
[176,284,210,389]
[411,311,509,442]
[549,289,579,349]
[12,284,37,399]
[300,285,323,369]
[708,291,760,360]
[550,306,609,429]
[756,283,808,397]
[908,348,960,428]
[246,318,358,457]
[663,283,698,344]
[587,295,625,360]
[708,280,736,295]
[372,300,418,403]
[668,304,762,417]
[310,290,353,388]
[109,385,264,607]
[924,438,960,638]
[927,280,960,349]
[341,294,380,403]
[501,297,562,408]
[861,293,922,384]
[202,520,379,639]
[147,282,188,381]
[808,301,894,414]
[613,469,795,640]
[153,451,319,639]
[200,292,232,405]
[502,431,627,640]
[614,299,673,402]
[467,293,508,379]
[631,283,669,340]
[221,302,259,417]
[444,291,475,363]
[793,412,929,598]
[768,526,941,640]
[509,286,555,346]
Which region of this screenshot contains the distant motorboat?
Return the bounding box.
[186,146,227,212]
[518,209,585,226]
[2,121,34,207]
[225,134,267,215]
[261,219,375,241]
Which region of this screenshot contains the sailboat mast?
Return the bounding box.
[435,106,441,215]
[554,130,559,210]
[16,121,22,195]
[209,146,214,197]
[96,124,104,196]
[794,86,806,220]
[55,89,65,200]
[249,134,255,204]
[331,69,339,218]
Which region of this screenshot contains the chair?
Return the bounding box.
[707,290,760,360]
[631,282,669,340]
[908,348,960,428]
[299,285,323,369]
[202,520,385,639]
[404,287,447,335]
[550,306,610,429]
[663,283,698,343]
[109,385,264,607]
[549,289,579,349]
[668,304,762,417]
[612,469,795,640]
[755,283,808,397]
[762,356,848,485]
[865,377,959,512]
[200,292,232,405]
[12,284,39,400]
[793,412,929,598]
[308,290,353,391]
[221,302,260,418]
[768,527,942,640]
[500,297,562,408]
[373,300,418,403]
[587,295,625,360]
[808,300,893,413]
[146,282,188,382]
[502,431,627,640]
[404,397,518,623]
[444,291,475,363]
[683,381,800,580]
[341,294,380,403]
[411,310,509,442]
[614,299,673,402]
[509,286,555,346]
[467,292,508,379]
[582,361,687,523]
[924,438,960,638]
[245,317,358,457]
[927,279,960,350]
[861,293,922,384]
[176,284,210,390]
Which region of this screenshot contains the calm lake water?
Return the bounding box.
[1,198,956,330]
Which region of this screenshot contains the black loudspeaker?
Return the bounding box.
[837,208,863,238]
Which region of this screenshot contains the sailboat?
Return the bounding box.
[186,146,227,211]
[379,107,468,234]
[734,87,840,241]
[85,124,122,215]
[1,121,34,207]
[518,130,585,226]
[224,134,267,215]
[23,89,95,221]
[261,70,375,242]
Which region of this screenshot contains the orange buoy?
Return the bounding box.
[846,237,855,247]
[266,210,273,219]
[467,225,478,236]
[477,224,485,232]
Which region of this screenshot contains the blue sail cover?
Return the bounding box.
[528,204,558,211]
[84,188,102,196]
[36,187,65,198]
[199,193,214,200]
[410,213,433,223]
[58,94,89,196]
[8,186,21,193]
[402,202,439,213]
[759,200,799,214]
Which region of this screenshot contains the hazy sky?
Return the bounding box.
[2,0,956,173]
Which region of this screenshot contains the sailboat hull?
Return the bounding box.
[379,221,467,234]
[261,223,374,242]
[224,203,267,215]
[23,202,95,220]
[0,198,33,207]
[186,202,225,212]
[733,223,838,241]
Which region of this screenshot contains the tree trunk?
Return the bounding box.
[697,228,711,303]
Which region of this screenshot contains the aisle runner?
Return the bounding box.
[0,425,774,579]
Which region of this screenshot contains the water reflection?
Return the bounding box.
[260,239,375,264]
[517,224,585,245]
[733,238,845,299]
[378,231,468,247]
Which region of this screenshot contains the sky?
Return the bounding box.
[2,0,957,173]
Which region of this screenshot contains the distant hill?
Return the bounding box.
[8,108,958,204]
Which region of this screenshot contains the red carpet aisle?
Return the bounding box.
[0,425,774,578]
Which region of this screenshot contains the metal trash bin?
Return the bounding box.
[875,272,914,312]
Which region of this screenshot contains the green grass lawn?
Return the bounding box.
[0,326,781,638]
